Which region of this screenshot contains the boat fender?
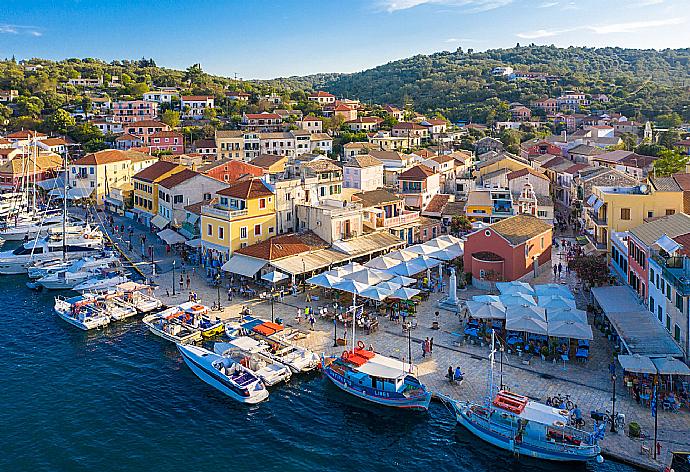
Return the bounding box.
[83,234,89,239]
[357,340,365,350]
[559,409,569,417]
[341,351,349,360]
[553,420,566,427]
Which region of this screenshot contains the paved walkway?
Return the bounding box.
[96,212,686,470]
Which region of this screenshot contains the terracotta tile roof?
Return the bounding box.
[7,130,46,139]
[150,131,183,139]
[425,194,450,213]
[345,154,382,168]
[393,122,426,130]
[158,169,200,189]
[0,138,11,145]
[249,154,287,170]
[673,173,690,191]
[198,159,263,178]
[215,130,244,138]
[568,144,604,156]
[181,95,213,101]
[125,120,167,129]
[441,201,466,216]
[347,116,382,124]
[245,113,280,120]
[541,157,568,169]
[115,133,141,141]
[672,232,690,256]
[562,163,591,175]
[431,154,454,164]
[649,176,681,192]
[217,178,273,200]
[426,119,447,126]
[72,149,147,166]
[398,164,435,180]
[184,197,217,215]
[310,133,332,141]
[489,214,552,246]
[302,115,323,122]
[507,168,549,181]
[236,232,328,261]
[309,91,335,98]
[334,104,354,111]
[301,158,341,173]
[192,138,216,149]
[41,137,67,146]
[0,154,63,175]
[630,213,690,247]
[132,161,182,182]
[619,153,655,168]
[352,189,401,207]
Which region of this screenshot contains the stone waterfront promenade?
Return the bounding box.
[101,212,688,471]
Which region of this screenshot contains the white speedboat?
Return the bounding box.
[37,255,121,290]
[0,211,70,241]
[29,252,118,280]
[0,224,104,275]
[142,306,203,344]
[53,294,110,330]
[214,338,292,386]
[115,282,162,313]
[177,344,269,404]
[225,316,320,372]
[73,269,129,293]
[101,295,139,321]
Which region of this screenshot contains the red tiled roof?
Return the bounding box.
[181,95,213,101]
[393,122,425,130]
[132,161,181,182]
[72,149,146,166]
[236,232,328,261]
[302,115,323,122]
[398,164,435,180]
[41,137,67,146]
[158,169,200,189]
[217,178,273,200]
[7,130,46,139]
[672,232,690,257]
[150,131,183,139]
[334,104,354,111]
[245,113,281,120]
[309,91,335,98]
[425,194,450,213]
[199,159,263,179]
[125,120,168,129]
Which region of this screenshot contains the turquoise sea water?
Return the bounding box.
[0,277,637,472]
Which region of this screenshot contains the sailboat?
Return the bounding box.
[320,294,432,410]
[441,333,603,462]
[36,254,121,289]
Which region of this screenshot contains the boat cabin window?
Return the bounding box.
[13,245,42,255]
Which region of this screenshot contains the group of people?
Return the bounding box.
[421,337,434,358]
[446,366,464,383]
[295,307,317,330]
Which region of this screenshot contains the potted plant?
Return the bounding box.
[540,345,549,361]
[628,422,641,438]
[458,271,467,291]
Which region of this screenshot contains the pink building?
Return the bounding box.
[112,100,159,123]
[463,214,552,289]
[124,120,171,144]
[148,131,184,154]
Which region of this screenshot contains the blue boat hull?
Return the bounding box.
[322,362,431,411]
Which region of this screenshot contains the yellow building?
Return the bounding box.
[474,154,531,179]
[584,177,685,252]
[201,178,276,258]
[215,130,244,160]
[69,149,157,204]
[248,154,288,175]
[132,160,187,226]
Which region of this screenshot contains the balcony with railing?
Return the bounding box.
[378,211,420,228]
[586,208,607,226]
[651,251,690,296]
[201,205,248,219]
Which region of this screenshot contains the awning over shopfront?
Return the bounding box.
[151,215,170,230]
[331,231,405,257]
[157,228,186,245]
[618,354,657,374]
[221,254,266,278]
[48,186,94,200]
[271,249,350,276]
[593,286,684,357]
[185,238,202,248]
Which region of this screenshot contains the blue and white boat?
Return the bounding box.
[322,344,432,411]
[442,333,602,462]
[177,344,269,404]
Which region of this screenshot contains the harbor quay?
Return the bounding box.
[101,213,688,471]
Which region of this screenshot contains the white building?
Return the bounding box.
[180,95,215,119]
[343,154,384,192]
[157,170,227,228]
[143,90,177,103]
[310,133,333,154]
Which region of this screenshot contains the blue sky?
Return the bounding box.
[1,0,689,79]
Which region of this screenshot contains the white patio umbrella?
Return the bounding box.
[499,293,537,307]
[506,314,548,335]
[538,295,577,311]
[387,275,416,287]
[333,278,369,295]
[547,307,587,324]
[429,245,463,261]
[418,255,442,269]
[407,243,439,256]
[387,249,418,262]
[390,286,421,300]
[618,354,657,374]
[547,320,593,340]
[337,262,366,275]
[506,304,546,322]
[360,285,393,301]
[306,273,343,289]
[261,270,288,284]
[424,238,453,250]
[496,281,536,296]
[365,255,400,270]
[436,234,462,246]
[375,281,403,292]
[473,295,500,303]
[343,269,388,286]
[652,356,690,376]
[367,267,395,281]
[465,300,507,320]
[324,267,351,278]
[534,284,574,299]
[388,259,427,277]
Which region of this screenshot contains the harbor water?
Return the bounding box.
[0,277,637,472]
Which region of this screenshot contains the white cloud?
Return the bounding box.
[0,24,43,36]
[517,17,686,39]
[379,0,512,13]
[634,0,664,6]
[538,1,559,7]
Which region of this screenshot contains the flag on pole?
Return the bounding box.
[651,383,657,418]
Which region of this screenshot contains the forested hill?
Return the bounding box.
[309,45,690,122]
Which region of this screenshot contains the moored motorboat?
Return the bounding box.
[73,269,129,292]
[214,338,292,386]
[53,294,110,330]
[322,344,432,410]
[142,305,203,344]
[177,344,269,404]
[115,281,162,313]
[37,256,121,290]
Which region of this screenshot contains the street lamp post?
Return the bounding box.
[270,282,275,323]
[611,372,617,433]
[150,245,155,277]
[172,260,176,296]
[216,274,222,311]
[333,318,338,347]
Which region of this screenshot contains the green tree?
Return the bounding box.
[127,82,149,96]
[635,142,664,157]
[658,130,681,149]
[15,96,44,117]
[68,122,102,144]
[81,97,93,116]
[0,103,12,124]
[46,109,76,134]
[656,112,682,129]
[161,110,181,128]
[499,129,522,154]
[450,215,472,235]
[202,107,217,120]
[653,149,689,177]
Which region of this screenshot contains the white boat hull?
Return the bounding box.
[54,307,110,331]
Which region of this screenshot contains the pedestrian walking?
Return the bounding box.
[186,275,191,290]
[429,337,434,354]
[296,307,303,323]
[558,262,563,278]
[553,264,557,279]
[421,339,426,358]
[179,276,184,292]
[309,315,315,331]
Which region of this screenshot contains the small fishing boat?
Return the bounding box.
[322,343,432,410]
[214,338,292,386]
[441,333,603,462]
[73,269,129,293]
[142,304,203,344]
[225,317,319,372]
[177,344,269,404]
[53,294,110,330]
[182,302,224,338]
[115,281,162,313]
[100,293,139,321]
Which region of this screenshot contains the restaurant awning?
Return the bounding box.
[185,238,202,248]
[221,254,266,277]
[652,356,690,376]
[618,354,657,374]
[270,248,350,276]
[151,214,170,230]
[547,320,593,340]
[331,231,405,257]
[157,228,186,245]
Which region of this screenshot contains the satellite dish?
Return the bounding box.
[639,184,648,194]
